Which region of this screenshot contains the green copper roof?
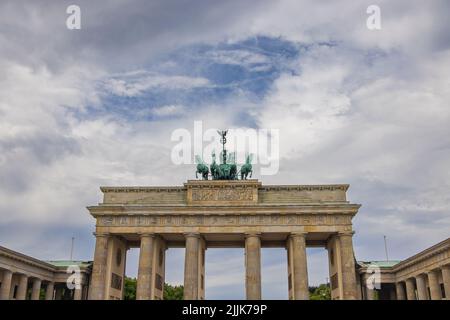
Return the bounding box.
[45,260,92,268]
[358,260,401,268]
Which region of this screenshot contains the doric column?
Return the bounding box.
[365,285,375,300]
[136,233,155,300]
[74,285,83,300]
[395,282,406,300]
[442,265,450,300]
[45,282,54,300]
[338,231,358,299]
[415,274,428,300]
[16,274,28,300]
[197,237,206,300]
[405,278,416,300]
[184,233,201,300]
[31,278,42,300]
[427,270,442,300]
[0,270,13,300]
[245,232,261,300]
[288,232,309,300]
[88,232,110,300]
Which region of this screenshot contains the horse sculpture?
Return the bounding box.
[210,151,220,180]
[195,155,209,180]
[240,154,253,180]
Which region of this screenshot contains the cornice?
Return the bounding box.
[259,184,349,192]
[99,183,350,193]
[392,238,450,272]
[100,186,185,193]
[0,246,56,272]
[87,203,361,217]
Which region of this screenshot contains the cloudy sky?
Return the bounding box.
[1,0,449,299]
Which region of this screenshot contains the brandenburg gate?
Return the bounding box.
[87,179,361,300]
[87,130,361,300]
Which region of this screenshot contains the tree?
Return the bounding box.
[124,277,137,300]
[123,277,183,300]
[163,283,184,300]
[309,283,331,300]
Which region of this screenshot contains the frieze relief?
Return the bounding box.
[191,187,253,202]
[97,214,351,227]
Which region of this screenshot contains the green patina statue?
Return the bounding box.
[194,130,253,180]
[195,155,209,180]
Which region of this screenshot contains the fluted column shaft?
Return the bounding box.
[88,233,110,300]
[289,233,309,300]
[74,285,83,300]
[245,233,261,300]
[45,282,54,300]
[136,233,155,300]
[416,274,428,300]
[405,278,416,300]
[442,265,450,300]
[0,270,13,300]
[366,285,375,300]
[339,231,358,299]
[184,233,200,300]
[427,270,441,300]
[395,282,406,300]
[16,274,28,300]
[31,278,42,300]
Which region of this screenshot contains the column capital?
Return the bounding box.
[289,231,307,238]
[244,232,261,238]
[184,232,201,238]
[338,231,355,237]
[93,232,110,238]
[426,269,439,275]
[138,232,156,238]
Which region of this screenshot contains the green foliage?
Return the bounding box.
[123,277,183,300]
[124,277,137,300]
[39,288,46,300]
[163,283,184,300]
[309,284,331,300]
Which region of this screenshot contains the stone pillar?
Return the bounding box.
[338,231,358,299]
[136,233,155,300]
[245,233,261,300]
[88,232,110,300]
[74,286,83,300]
[427,270,442,300]
[197,237,206,300]
[365,285,375,300]
[0,270,13,300]
[45,282,54,300]
[31,278,42,300]
[184,233,200,300]
[405,278,416,300]
[395,282,406,300]
[416,274,428,300]
[288,232,309,300]
[152,237,167,300]
[442,265,450,300]
[16,274,28,300]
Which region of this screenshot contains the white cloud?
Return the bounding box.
[205,49,271,71]
[103,71,210,97]
[151,104,185,117]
